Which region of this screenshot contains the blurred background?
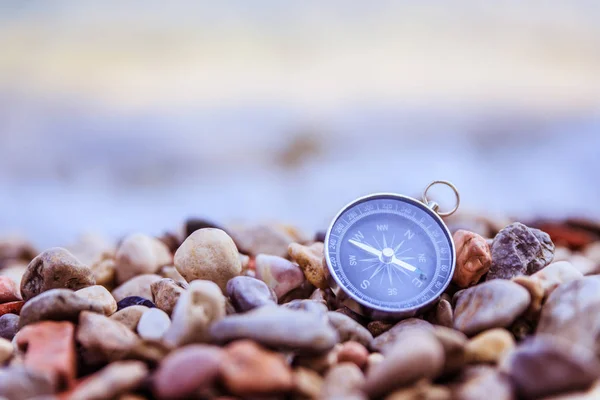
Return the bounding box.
[1,1,600,248]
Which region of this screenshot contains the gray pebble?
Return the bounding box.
[487,222,554,280]
[137,308,171,340]
[282,299,328,318]
[454,280,530,336]
[371,318,433,353]
[0,367,55,400]
[226,276,276,312]
[327,311,373,347]
[0,314,19,340]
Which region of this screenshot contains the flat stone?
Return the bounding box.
[137,308,171,341]
[371,318,433,353]
[0,276,21,303]
[19,289,103,328]
[453,230,492,288]
[487,222,554,280]
[115,234,172,285]
[465,328,515,364]
[15,321,76,390]
[288,242,328,289]
[327,311,373,347]
[75,285,117,316]
[0,313,19,340]
[112,274,162,303]
[174,228,242,292]
[153,344,224,399]
[254,254,305,298]
[69,361,148,400]
[77,311,139,367]
[502,335,600,399]
[210,306,339,353]
[151,278,186,315]
[454,280,530,336]
[20,247,95,301]
[364,330,445,398]
[226,276,276,312]
[220,340,294,396]
[0,367,56,400]
[163,280,226,347]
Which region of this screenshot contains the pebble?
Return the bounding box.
[229,223,297,258]
[453,280,530,336]
[387,380,452,400]
[18,289,104,328]
[220,340,294,396]
[110,305,148,331]
[153,344,223,399]
[226,276,277,312]
[151,278,186,315]
[0,367,56,400]
[425,297,454,328]
[254,254,305,298]
[211,306,339,353]
[91,258,116,289]
[321,362,366,399]
[75,285,117,316]
[511,276,544,317]
[337,341,369,369]
[115,233,172,285]
[20,248,96,301]
[77,311,139,367]
[501,335,600,399]
[364,330,445,398]
[174,228,242,292]
[163,280,226,347]
[294,345,340,373]
[465,328,515,364]
[292,367,323,399]
[15,321,76,390]
[288,242,328,289]
[116,296,156,311]
[537,276,600,354]
[112,274,162,302]
[0,262,27,289]
[69,361,148,400]
[367,320,394,337]
[0,313,19,340]
[327,311,373,347]
[432,326,468,375]
[137,308,171,340]
[453,366,515,400]
[0,276,21,303]
[371,318,433,353]
[0,337,12,364]
[453,230,492,288]
[531,260,583,298]
[0,300,24,316]
[157,265,188,286]
[487,222,555,280]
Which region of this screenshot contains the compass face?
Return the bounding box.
[325,194,455,314]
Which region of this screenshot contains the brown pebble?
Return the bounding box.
[112,274,162,302]
[110,305,148,331]
[337,341,369,369]
[292,367,323,399]
[69,361,148,400]
[452,230,492,288]
[0,276,21,303]
[151,278,186,316]
[288,242,328,289]
[115,234,172,285]
[465,328,515,364]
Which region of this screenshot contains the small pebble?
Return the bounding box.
[77,311,139,367]
[0,262,27,289]
[364,330,445,398]
[174,228,242,292]
[254,254,305,298]
[110,305,148,331]
[151,278,186,315]
[163,280,226,347]
[327,311,373,347]
[229,224,297,258]
[18,289,103,328]
[226,276,276,312]
[75,285,118,316]
[371,318,433,353]
[531,260,583,298]
[69,361,148,400]
[91,258,116,289]
[387,380,452,400]
[321,362,366,399]
[137,308,171,340]
[15,321,76,390]
[292,367,323,399]
[511,275,544,317]
[117,296,156,311]
[282,299,328,318]
[487,222,555,280]
[0,276,21,303]
[112,274,162,303]
[432,326,468,375]
[20,247,95,301]
[115,233,172,285]
[153,344,223,399]
[210,306,339,353]
[453,280,530,336]
[465,328,515,364]
[157,265,188,286]
[337,341,369,369]
[0,366,55,400]
[220,340,294,396]
[0,313,19,340]
[0,300,24,316]
[425,298,453,328]
[453,230,492,288]
[453,366,514,400]
[367,320,394,337]
[0,337,12,364]
[288,242,328,289]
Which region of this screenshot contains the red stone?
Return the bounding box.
[16,321,77,391]
[0,300,24,316]
[0,277,21,303]
[533,221,597,250]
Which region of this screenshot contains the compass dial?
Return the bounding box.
[325,194,455,315]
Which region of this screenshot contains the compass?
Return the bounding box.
[324,181,460,320]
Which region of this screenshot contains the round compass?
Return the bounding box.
[324,182,459,320]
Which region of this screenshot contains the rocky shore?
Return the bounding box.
[1,215,600,399]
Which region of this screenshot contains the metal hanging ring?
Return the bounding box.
[422,180,460,217]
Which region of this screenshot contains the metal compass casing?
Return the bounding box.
[324,181,460,321]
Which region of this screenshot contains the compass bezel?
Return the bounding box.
[324,192,456,320]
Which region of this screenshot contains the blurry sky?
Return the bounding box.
[1,1,600,247]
